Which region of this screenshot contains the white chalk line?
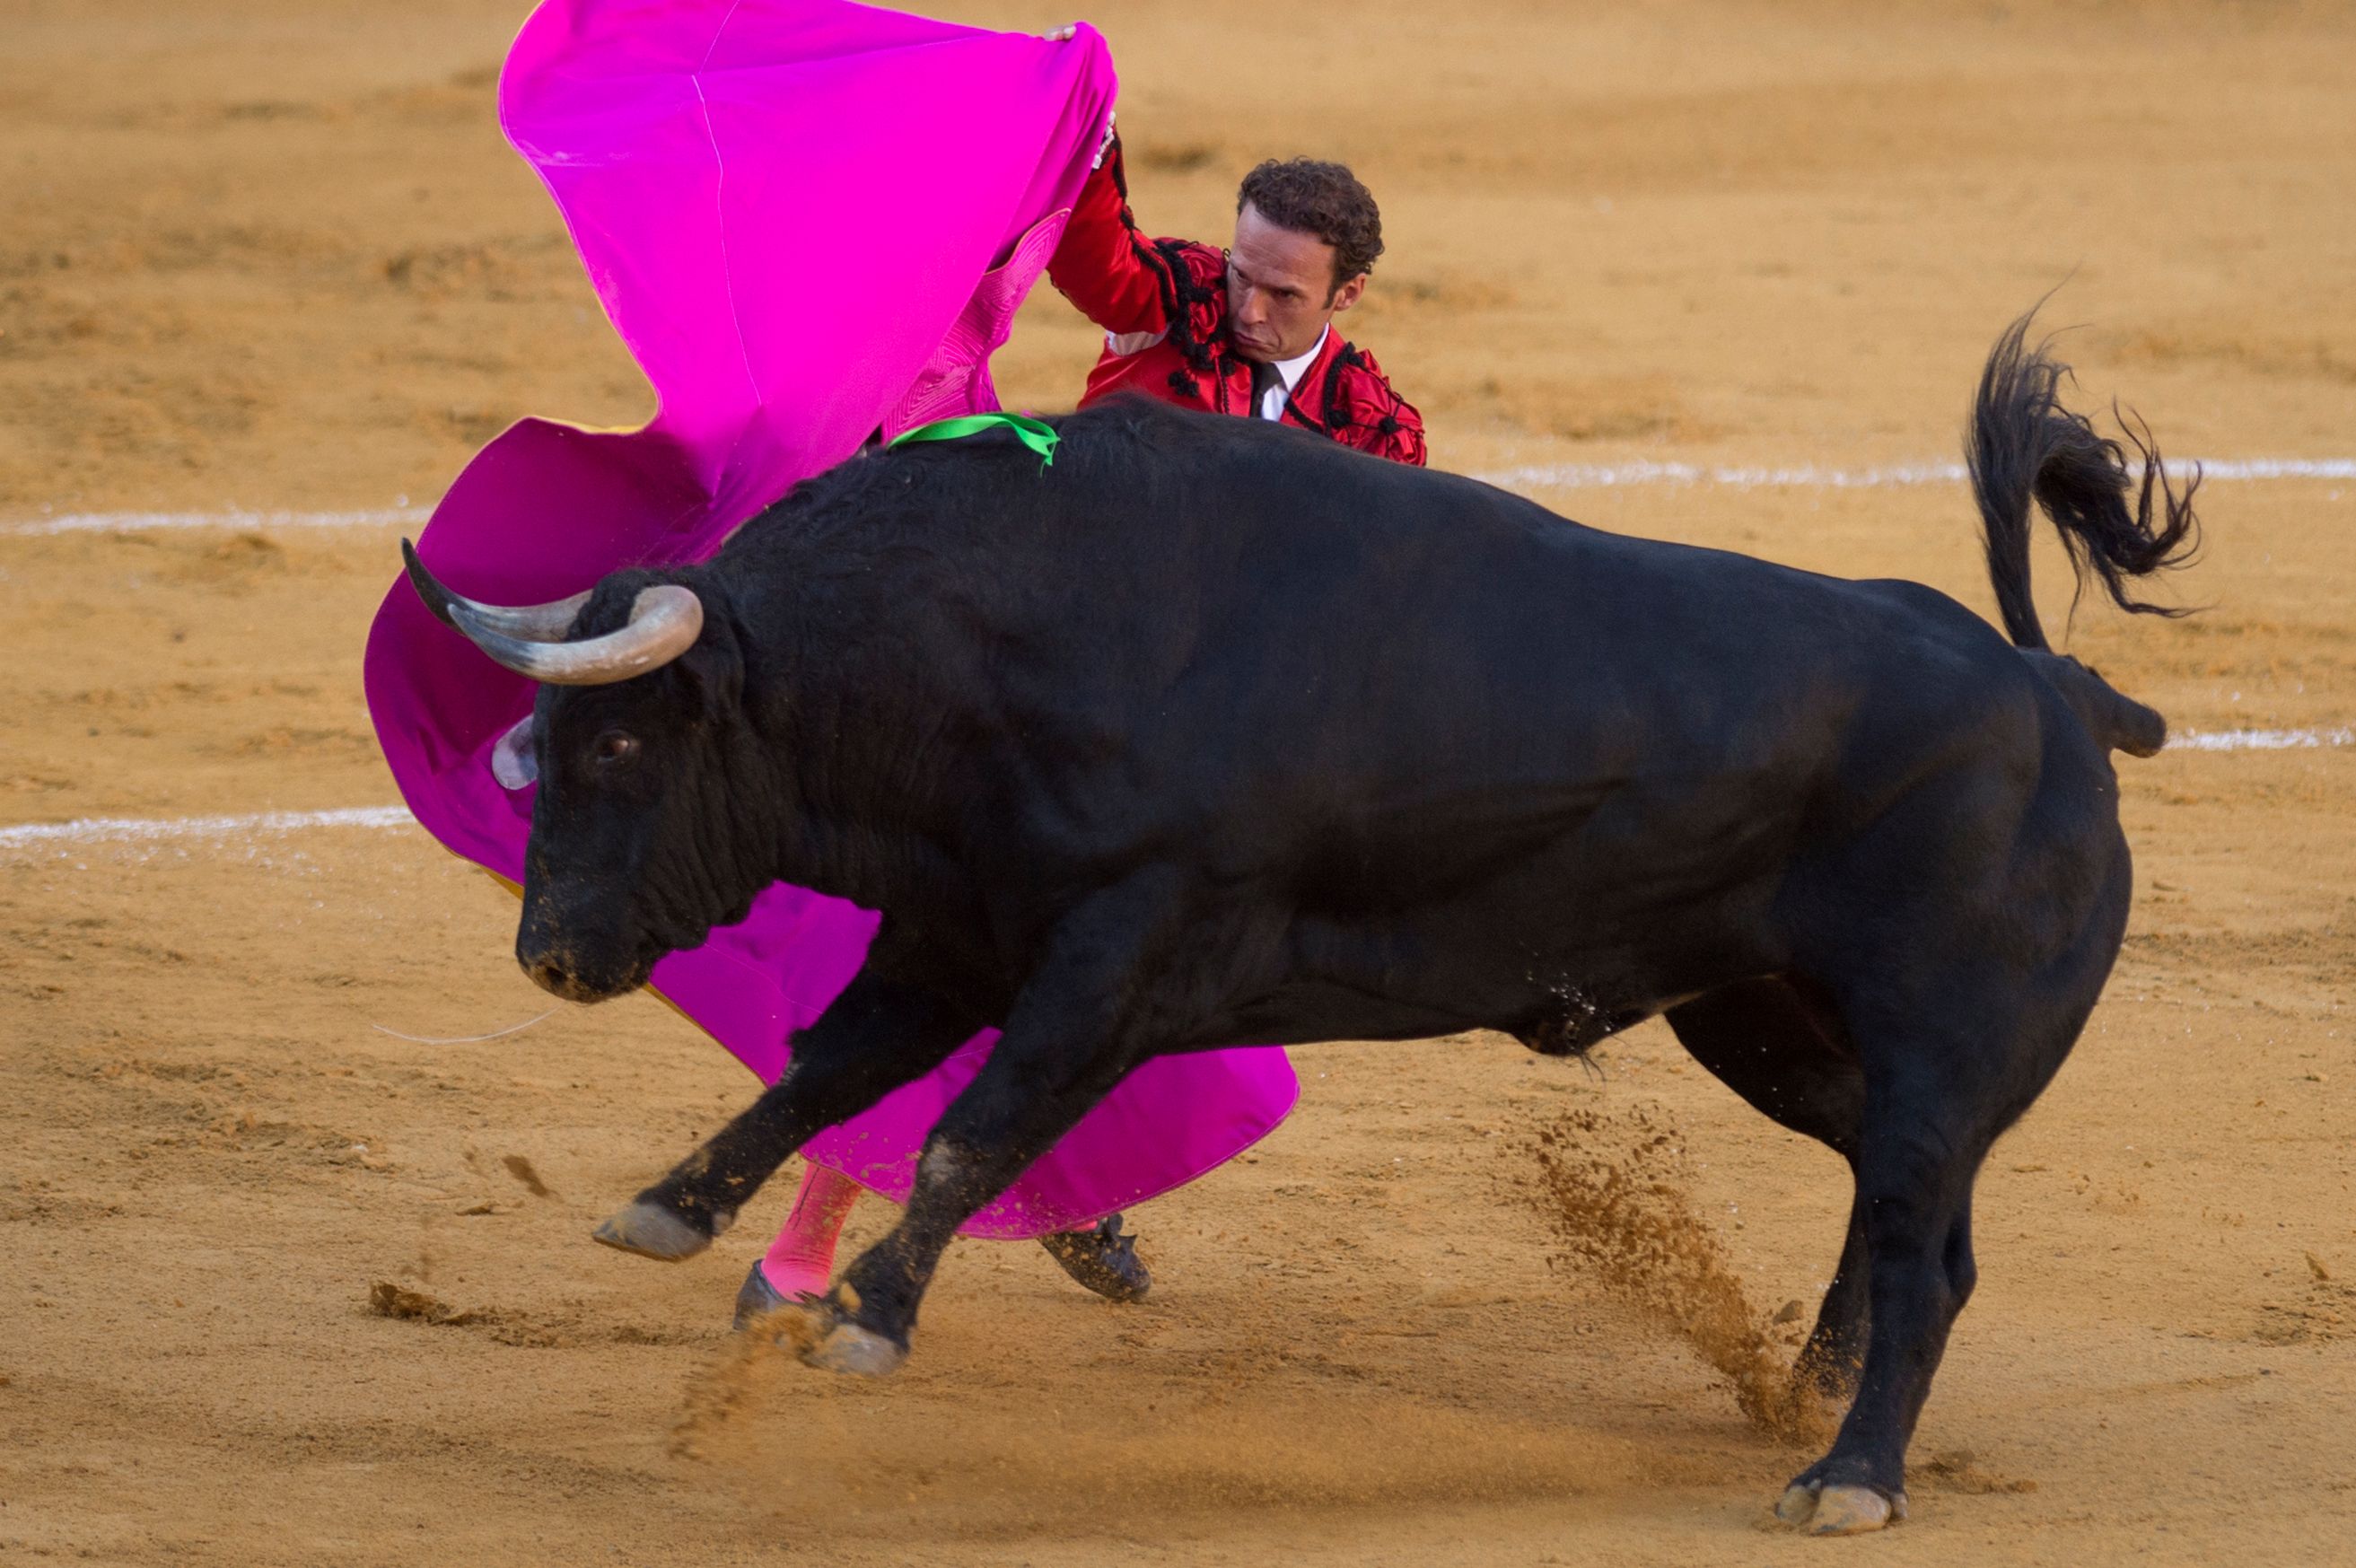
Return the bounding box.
[4,726,2345,854]
[2,457,2352,536]
[2167,725,2354,753]
[1,505,432,538]
[1472,457,2356,491]
[0,805,416,853]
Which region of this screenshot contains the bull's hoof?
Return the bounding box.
[1774,1481,1906,1535]
[801,1318,908,1378]
[735,1287,906,1377]
[592,1198,727,1262]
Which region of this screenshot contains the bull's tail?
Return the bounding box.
[2019,649,2168,758]
[1966,308,2198,756]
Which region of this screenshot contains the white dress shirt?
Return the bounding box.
[1255,326,1329,421]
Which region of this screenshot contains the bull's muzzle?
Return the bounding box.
[522,953,627,1003]
[516,917,654,1003]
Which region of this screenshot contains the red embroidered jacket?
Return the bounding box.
[1045,136,1428,467]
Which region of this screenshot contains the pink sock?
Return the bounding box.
[759,1162,862,1300]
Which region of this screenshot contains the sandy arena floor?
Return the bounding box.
[3,1,2353,1563]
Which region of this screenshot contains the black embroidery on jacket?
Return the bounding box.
[1149,238,1225,379]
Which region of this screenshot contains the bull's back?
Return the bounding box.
[778,404,2053,869]
[1037,413,2020,806]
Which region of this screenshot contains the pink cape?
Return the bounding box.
[360,0,1296,1239]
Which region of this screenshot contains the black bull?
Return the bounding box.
[403,314,2196,1532]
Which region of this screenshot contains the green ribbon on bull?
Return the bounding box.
[885,411,1060,469]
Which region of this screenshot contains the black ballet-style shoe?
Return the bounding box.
[732,1257,822,1331]
[1038,1213,1152,1302]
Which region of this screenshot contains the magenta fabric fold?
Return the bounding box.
[361,0,1296,1240]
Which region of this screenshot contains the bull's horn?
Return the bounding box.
[451,584,704,686]
[402,538,592,642]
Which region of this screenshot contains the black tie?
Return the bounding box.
[1248,357,1283,417]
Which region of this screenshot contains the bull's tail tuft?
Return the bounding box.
[1967,308,2202,654]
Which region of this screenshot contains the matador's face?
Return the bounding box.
[1226,201,1368,365]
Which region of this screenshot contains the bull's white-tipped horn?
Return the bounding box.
[402,538,592,641]
[451,584,705,686]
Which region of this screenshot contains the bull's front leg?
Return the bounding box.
[781,875,1215,1375]
[785,1053,1141,1376]
[594,964,982,1262]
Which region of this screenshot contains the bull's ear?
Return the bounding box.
[490,714,539,790]
[668,615,745,720]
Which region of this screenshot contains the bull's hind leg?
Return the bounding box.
[1666,977,1870,1397]
[1774,914,2118,1535]
[593,962,982,1261]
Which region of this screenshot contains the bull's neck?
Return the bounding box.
[741,617,959,918]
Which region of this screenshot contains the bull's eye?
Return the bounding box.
[593,730,640,766]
